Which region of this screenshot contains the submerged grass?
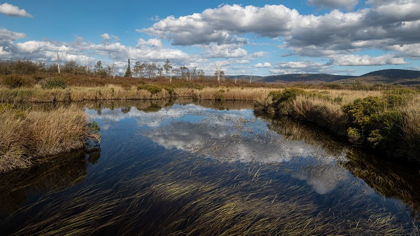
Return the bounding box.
[3,149,417,235]
[0,104,99,173]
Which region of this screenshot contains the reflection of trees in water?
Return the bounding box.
[0,148,100,215]
[262,116,349,158]
[15,99,255,114]
[261,114,420,222]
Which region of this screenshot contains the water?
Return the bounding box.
[1,100,419,235]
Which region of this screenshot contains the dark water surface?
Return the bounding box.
[1,100,420,235]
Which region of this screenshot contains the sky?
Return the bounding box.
[1,0,420,76]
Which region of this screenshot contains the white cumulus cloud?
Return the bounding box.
[254,62,272,68]
[0,3,32,17]
[331,54,408,66]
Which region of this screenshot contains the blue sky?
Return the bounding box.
[1,0,420,76]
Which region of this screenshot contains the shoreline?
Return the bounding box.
[254,88,420,165]
[1,86,419,173]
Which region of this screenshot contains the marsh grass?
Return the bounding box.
[0,104,97,173]
[0,86,275,103]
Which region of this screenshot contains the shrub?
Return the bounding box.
[343,96,404,151]
[2,75,34,88]
[137,84,162,95]
[41,78,67,89]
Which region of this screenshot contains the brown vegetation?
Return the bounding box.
[0,104,99,173]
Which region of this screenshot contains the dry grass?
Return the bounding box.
[399,96,420,161]
[0,105,94,173]
[182,87,275,101]
[0,86,275,103]
[290,95,347,135]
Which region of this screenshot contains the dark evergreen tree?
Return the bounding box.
[125,59,132,77]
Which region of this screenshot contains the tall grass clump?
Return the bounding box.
[0,104,98,173]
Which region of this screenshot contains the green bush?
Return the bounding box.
[343,96,404,151]
[41,78,67,89]
[2,75,34,88]
[137,84,163,95]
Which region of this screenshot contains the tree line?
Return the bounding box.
[0,59,207,81]
[125,59,206,81]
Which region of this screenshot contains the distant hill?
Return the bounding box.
[361,69,420,79]
[333,69,420,86]
[262,74,355,83]
[226,69,420,86]
[353,69,420,86]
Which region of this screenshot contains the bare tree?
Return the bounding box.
[172,68,179,79]
[146,63,157,79]
[191,67,198,80]
[250,72,253,84]
[163,59,172,76]
[197,69,205,79]
[133,61,141,78]
[215,62,223,83]
[56,50,61,74]
[157,66,164,77]
[180,66,189,80]
[112,55,116,78]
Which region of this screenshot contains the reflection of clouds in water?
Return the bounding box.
[89,104,202,122]
[89,104,351,194]
[89,104,253,129]
[145,117,346,165]
[293,162,350,195]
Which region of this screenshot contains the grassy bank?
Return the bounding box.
[255,88,420,164]
[0,86,274,103]
[0,104,99,173]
